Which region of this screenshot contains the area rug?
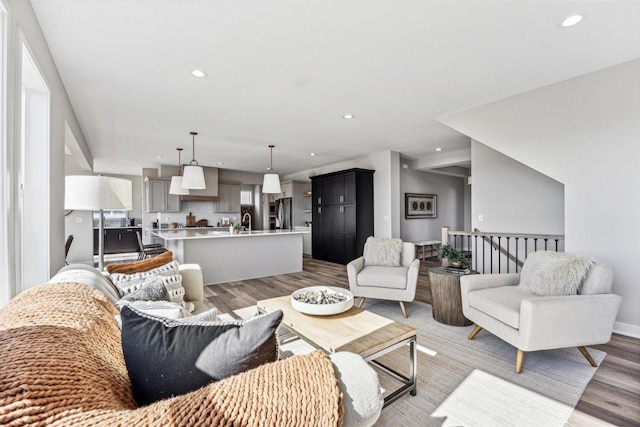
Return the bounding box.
[222,300,605,427]
[359,299,605,427]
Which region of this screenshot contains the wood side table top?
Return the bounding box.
[257,295,416,359]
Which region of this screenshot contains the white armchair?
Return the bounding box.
[460,252,621,373]
[347,241,420,318]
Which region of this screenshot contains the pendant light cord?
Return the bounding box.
[268,144,275,171]
[177,148,183,176]
[189,132,199,166]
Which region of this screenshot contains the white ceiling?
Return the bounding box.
[31,0,640,177]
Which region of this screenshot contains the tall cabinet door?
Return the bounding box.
[165,182,181,212]
[312,205,323,257]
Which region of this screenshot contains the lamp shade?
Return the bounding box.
[65,175,132,210]
[169,176,190,195]
[262,173,282,194]
[182,165,206,189]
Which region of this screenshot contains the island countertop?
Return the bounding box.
[153,228,307,284]
[148,228,310,241]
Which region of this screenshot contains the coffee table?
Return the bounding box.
[257,295,417,407]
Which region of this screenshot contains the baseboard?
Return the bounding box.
[613,321,640,339]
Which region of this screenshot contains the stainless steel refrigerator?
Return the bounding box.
[276,197,292,230]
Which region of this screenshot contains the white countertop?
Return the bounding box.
[149,228,310,241]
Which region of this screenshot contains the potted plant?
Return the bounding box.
[233,224,242,234]
[438,244,468,268]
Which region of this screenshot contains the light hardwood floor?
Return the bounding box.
[204,257,640,427]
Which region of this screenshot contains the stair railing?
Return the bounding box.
[441,227,565,274]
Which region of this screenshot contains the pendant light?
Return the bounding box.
[262,145,282,194]
[181,131,206,189]
[169,148,189,195]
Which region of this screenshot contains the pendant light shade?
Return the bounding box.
[262,145,282,194]
[169,148,190,195]
[182,131,206,190]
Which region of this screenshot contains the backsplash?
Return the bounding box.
[156,202,241,227]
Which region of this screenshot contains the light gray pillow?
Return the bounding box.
[518,251,594,296]
[117,277,169,305]
[111,260,186,304]
[363,236,403,267]
[49,264,121,304]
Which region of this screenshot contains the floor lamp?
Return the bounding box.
[65,175,132,271]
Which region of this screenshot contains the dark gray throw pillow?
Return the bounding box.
[120,305,283,406]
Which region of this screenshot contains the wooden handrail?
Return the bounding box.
[441,226,565,273]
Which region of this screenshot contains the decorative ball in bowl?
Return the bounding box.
[291,286,354,316]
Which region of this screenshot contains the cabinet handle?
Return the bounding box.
[318,207,322,213]
[340,195,344,203]
[119,234,121,240]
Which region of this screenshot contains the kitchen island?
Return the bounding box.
[148,228,310,284]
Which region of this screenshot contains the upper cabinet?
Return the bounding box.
[281,182,293,198]
[215,183,241,213]
[180,166,219,201]
[144,177,181,213]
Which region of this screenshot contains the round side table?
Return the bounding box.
[427,267,477,326]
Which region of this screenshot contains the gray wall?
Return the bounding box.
[400,168,466,242]
[471,141,564,235]
[441,59,639,335]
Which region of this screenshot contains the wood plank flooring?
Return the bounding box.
[205,257,640,427]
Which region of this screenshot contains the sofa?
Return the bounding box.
[0,264,383,426]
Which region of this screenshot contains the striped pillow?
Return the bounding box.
[111,261,185,304]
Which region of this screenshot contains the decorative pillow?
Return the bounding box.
[49,264,121,304]
[111,261,185,303]
[116,277,169,306]
[518,251,594,296]
[363,236,403,267]
[107,251,173,274]
[114,304,217,329]
[120,305,282,406]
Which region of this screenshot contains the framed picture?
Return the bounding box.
[405,193,437,219]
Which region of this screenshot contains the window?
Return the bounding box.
[241,190,252,206]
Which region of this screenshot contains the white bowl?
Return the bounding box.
[291,286,354,316]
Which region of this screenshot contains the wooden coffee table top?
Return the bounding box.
[257,295,416,359]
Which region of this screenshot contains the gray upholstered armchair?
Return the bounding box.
[347,239,420,318]
[460,251,621,373]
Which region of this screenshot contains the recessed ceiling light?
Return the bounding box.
[310,153,317,157]
[343,114,354,120]
[107,167,113,170]
[435,147,442,152]
[562,15,583,27]
[155,155,164,159]
[191,69,207,78]
[217,162,224,165]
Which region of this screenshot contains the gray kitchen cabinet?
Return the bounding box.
[145,177,181,213]
[281,182,292,198]
[215,183,241,213]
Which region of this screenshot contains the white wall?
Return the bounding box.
[1,0,91,304]
[400,168,466,243]
[440,59,640,336]
[286,150,402,238]
[471,141,564,235]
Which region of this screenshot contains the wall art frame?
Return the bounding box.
[405,193,437,219]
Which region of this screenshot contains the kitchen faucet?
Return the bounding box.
[241,212,252,233]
